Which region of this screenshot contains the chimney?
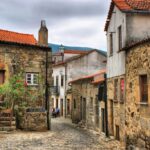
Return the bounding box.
[38,20,48,46]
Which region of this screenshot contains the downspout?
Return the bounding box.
[64,63,67,118]
[104,73,109,137]
[45,48,50,130]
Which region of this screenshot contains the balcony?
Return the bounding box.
[49,86,60,96]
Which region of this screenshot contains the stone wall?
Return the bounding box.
[17,108,47,131]
[125,42,150,149]
[0,43,52,107]
[71,79,100,131]
[107,76,125,144]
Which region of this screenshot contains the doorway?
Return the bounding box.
[61,99,63,116]
[101,108,105,133]
[80,97,83,120]
[67,99,70,115]
[82,98,86,121]
[110,100,114,135]
[56,99,58,108]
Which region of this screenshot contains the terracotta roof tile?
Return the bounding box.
[69,69,106,84]
[0,29,37,45]
[91,78,105,84]
[64,50,89,54]
[104,0,150,31]
[126,0,150,10]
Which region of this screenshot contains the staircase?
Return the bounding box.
[0,101,16,132]
[0,116,16,132]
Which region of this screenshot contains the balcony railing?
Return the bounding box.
[49,86,60,96]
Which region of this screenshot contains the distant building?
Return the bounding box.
[70,69,106,132]
[51,49,106,118]
[0,21,52,131]
[105,0,150,148]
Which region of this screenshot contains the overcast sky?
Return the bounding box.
[0,0,111,51]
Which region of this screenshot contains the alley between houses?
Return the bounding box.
[0,118,122,150]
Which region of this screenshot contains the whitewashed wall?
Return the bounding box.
[107,6,150,78]
[52,65,66,111]
[66,51,106,89]
[126,14,150,43]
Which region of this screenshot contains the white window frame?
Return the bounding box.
[26,73,39,86]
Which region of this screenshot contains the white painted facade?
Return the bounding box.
[107,6,150,78]
[66,51,106,90]
[52,65,66,116]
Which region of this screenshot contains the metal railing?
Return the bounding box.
[49,86,60,96]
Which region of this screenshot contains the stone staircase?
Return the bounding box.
[0,101,16,132]
[0,116,16,132]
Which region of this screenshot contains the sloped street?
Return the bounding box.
[0,118,122,150]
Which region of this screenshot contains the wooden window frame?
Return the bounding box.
[139,74,148,104]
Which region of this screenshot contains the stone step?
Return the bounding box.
[0,126,16,132]
[0,117,15,121]
[0,121,16,126]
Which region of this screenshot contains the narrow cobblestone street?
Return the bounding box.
[0,118,122,150]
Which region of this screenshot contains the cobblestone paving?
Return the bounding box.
[0,118,124,150]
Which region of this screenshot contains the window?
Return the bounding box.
[140,75,148,103]
[61,75,64,87]
[109,33,113,56]
[120,78,125,102]
[114,79,118,101]
[26,73,39,85]
[118,26,122,50]
[56,76,59,86]
[0,70,5,85]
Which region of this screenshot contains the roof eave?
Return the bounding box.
[0,40,51,51]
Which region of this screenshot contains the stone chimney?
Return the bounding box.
[38,20,48,46]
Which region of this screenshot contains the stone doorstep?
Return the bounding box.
[0,121,16,126]
[0,117,16,121]
[0,126,16,132]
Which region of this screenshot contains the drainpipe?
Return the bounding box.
[64,64,67,118]
[104,73,109,137]
[45,49,50,130]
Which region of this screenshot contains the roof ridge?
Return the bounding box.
[0,29,35,37]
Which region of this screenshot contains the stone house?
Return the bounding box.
[105,0,150,145]
[0,20,52,131]
[123,39,150,149]
[70,69,106,132]
[51,50,106,118]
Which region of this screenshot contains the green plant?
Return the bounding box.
[0,73,31,108]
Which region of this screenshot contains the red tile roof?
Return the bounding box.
[126,0,150,10]
[64,50,89,54]
[91,78,105,84]
[69,69,106,84]
[104,0,150,31]
[0,29,37,45]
